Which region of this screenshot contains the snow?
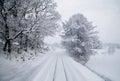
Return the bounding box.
[0,48,105,81]
[87,48,120,81]
[62,54,104,81]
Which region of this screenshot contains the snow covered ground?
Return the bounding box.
[0,48,105,81]
[87,48,120,81]
[1,34,119,81]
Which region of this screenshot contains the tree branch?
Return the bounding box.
[9,30,23,40]
[8,0,17,11]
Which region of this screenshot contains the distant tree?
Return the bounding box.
[62,13,101,64]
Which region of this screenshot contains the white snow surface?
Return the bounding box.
[0,48,104,81]
[87,48,120,81]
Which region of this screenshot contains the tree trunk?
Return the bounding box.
[20,33,23,50]
[18,33,23,54]
[7,39,11,53]
[25,35,28,52]
[3,23,11,53]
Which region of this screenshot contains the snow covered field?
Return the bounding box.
[0,48,105,81]
[87,48,120,81]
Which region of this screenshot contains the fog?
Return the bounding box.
[55,0,120,43]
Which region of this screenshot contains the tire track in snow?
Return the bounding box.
[60,55,69,81]
[10,55,55,81]
[52,55,67,81]
[53,56,58,81]
[64,55,105,81]
[43,55,58,81]
[41,55,59,81]
[62,55,87,81]
[31,56,57,81]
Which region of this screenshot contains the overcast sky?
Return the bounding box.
[54,0,120,43]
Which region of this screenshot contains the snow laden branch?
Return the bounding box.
[0,0,60,56]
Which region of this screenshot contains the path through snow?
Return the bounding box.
[0,49,105,81]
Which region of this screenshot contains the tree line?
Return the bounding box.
[0,0,101,63]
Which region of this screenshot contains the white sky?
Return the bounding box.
[55,0,120,43]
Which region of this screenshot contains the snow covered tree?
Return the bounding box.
[62,13,101,64]
[0,0,18,53]
[0,0,60,56]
